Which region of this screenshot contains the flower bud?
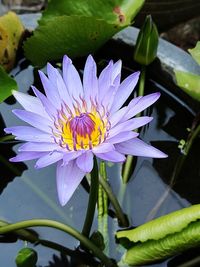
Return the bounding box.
[134,15,159,66]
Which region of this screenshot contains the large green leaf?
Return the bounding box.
[175,70,200,102]
[117,205,200,265]
[117,204,200,242]
[188,41,200,65]
[41,0,145,26]
[24,0,145,67]
[120,221,200,266]
[0,65,18,102]
[24,16,121,67]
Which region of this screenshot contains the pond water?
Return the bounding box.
[0,57,200,267]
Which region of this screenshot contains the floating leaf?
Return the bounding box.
[15,247,37,267]
[24,16,121,67]
[116,205,200,266]
[0,65,17,102]
[119,221,200,266]
[24,0,145,66]
[175,70,200,102]
[0,11,24,71]
[40,0,145,26]
[188,41,200,65]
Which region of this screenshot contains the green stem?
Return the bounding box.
[99,173,129,227]
[0,219,116,267]
[82,157,99,238]
[98,181,104,218]
[0,220,97,264]
[98,161,109,254]
[122,65,146,184]
[98,161,108,217]
[138,65,146,97]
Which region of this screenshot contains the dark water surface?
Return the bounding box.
[0,59,199,267]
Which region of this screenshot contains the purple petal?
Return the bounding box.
[4,126,53,142]
[100,60,122,109]
[110,71,140,113]
[39,70,61,108]
[102,84,117,109]
[35,151,64,169]
[115,138,168,158]
[109,116,153,137]
[95,150,126,162]
[76,151,93,172]
[56,74,74,111]
[62,150,83,165]
[12,91,48,118]
[112,60,122,85]
[46,63,59,87]
[107,131,138,144]
[12,109,53,133]
[32,86,57,118]
[124,93,161,120]
[62,55,83,99]
[56,160,85,206]
[10,151,47,162]
[46,64,73,109]
[109,106,128,127]
[18,142,58,152]
[92,143,114,153]
[98,60,113,102]
[83,55,98,102]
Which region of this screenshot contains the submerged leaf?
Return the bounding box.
[0,11,24,71]
[175,70,200,102]
[188,41,200,65]
[24,16,120,67]
[0,65,17,102]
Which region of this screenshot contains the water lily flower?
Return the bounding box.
[5,55,167,206]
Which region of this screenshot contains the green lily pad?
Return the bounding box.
[120,220,200,266]
[41,0,145,26]
[24,0,145,67]
[188,41,200,65]
[175,70,200,102]
[117,205,200,266]
[24,16,121,67]
[0,65,17,102]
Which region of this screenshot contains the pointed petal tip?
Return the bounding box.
[59,198,66,206]
[152,91,161,99]
[156,151,168,158]
[86,54,95,64]
[63,54,72,62]
[9,157,17,162]
[4,127,11,134]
